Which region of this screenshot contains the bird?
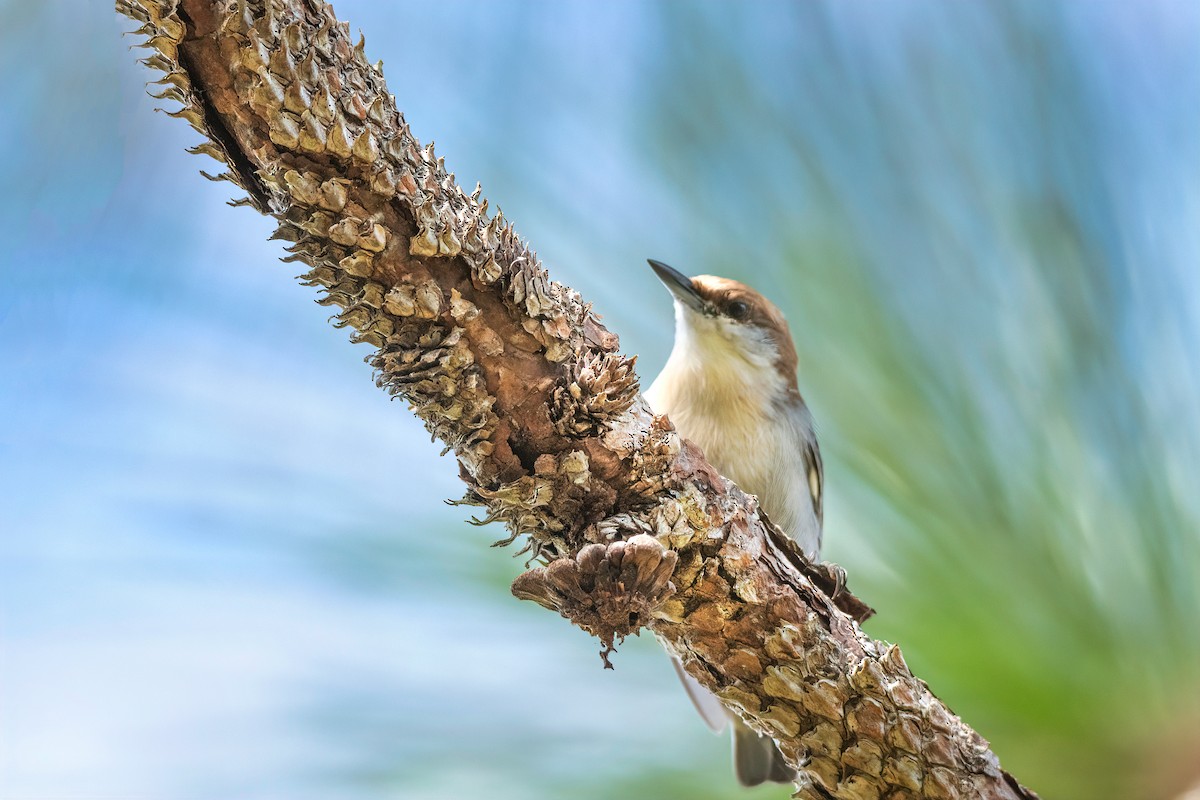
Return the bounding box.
[644,258,823,787]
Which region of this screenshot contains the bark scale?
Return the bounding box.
[117,2,1038,797]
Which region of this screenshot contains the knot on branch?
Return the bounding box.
[452,449,604,560]
[511,534,677,668]
[549,350,640,438]
[621,415,686,499]
[454,474,564,555]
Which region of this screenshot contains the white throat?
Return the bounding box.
[645,303,821,558]
[653,304,790,416]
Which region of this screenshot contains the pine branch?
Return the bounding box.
[116,2,1038,797]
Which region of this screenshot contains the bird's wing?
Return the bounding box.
[670,656,729,733]
[803,436,824,530]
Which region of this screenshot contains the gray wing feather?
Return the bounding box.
[732,718,797,786]
[670,656,728,733]
[803,436,824,552]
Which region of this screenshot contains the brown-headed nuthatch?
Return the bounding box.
[645,259,824,787]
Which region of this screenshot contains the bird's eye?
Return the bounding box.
[726,300,750,320]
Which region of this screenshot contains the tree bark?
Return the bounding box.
[117,2,1038,797]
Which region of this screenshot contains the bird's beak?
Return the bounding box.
[648,259,707,313]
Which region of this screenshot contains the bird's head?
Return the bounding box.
[649,259,799,389]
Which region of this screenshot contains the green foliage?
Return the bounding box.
[641,4,1200,798]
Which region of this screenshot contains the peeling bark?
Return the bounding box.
[117,2,1039,797]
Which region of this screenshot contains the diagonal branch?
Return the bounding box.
[117,1,1037,797]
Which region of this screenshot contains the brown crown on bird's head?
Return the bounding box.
[648,259,799,390]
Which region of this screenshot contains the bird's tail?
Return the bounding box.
[732,718,797,787]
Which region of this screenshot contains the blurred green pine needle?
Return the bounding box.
[641,4,1200,798]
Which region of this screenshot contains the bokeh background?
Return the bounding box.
[3,1,1199,798]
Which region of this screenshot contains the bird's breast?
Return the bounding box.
[646,365,821,558]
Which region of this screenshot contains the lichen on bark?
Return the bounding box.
[117,2,1039,797]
